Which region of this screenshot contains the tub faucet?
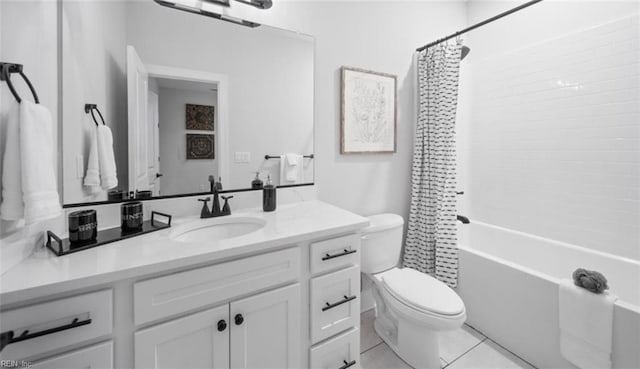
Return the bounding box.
[457,215,470,224]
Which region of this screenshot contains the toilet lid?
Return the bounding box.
[381,268,464,316]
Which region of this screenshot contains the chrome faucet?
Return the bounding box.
[198,189,233,218]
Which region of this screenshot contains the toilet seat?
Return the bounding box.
[377,268,465,317]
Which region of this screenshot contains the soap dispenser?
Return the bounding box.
[262,175,276,212]
[251,172,264,189]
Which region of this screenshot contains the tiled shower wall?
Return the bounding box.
[467,15,639,260]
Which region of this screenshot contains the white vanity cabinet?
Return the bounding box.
[0,201,369,369]
[31,342,113,369]
[308,234,361,369]
[135,284,300,369]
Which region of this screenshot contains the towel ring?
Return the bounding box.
[84,104,106,127]
[0,63,40,104]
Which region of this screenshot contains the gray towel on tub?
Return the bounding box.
[573,268,609,294]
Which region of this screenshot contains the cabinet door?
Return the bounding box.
[135,305,229,369]
[32,341,113,369]
[230,284,300,369]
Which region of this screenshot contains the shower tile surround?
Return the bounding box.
[465,15,640,260]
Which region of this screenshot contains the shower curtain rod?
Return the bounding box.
[416,0,543,52]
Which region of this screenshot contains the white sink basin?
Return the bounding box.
[170,216,266,243]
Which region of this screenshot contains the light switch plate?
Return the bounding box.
[234,152,251,163]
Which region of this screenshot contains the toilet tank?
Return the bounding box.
[360,214,404,274]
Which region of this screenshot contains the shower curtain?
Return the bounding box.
[403,41,463,288]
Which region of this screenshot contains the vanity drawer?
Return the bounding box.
[32,341,113,369]
[310,234,360,276]
[0,290,113,360]
[134,247,300,325]
[310,328,359,369]
[310,265,360,343]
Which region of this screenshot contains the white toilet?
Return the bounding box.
[361,214,466,369]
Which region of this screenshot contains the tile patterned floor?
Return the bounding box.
[360,309,537,369]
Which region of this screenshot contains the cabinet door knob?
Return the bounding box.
[234,314,244,325]
[217,320,227,332]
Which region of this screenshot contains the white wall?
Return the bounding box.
[0,0,61,271]
[250,1,468,218]
[61,0,128,204]
[158,86,218,195]
[462,1,640,260]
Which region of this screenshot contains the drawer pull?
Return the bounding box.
[338,360,356,369]
[0,317,92,352]
[322,249,356,261]
[217,320,227,332]
[322,295,356,312]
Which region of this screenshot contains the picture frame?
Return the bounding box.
[186,134,215,160]
[340,66,397,154]
[186,103,215,131]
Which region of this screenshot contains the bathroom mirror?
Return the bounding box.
[60,0,314,206]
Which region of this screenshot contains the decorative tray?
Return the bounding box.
[46,211,172,256]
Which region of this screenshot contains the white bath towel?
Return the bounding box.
[0,104,23,220]
[17,101,62,224]
[279,153,303,184]
[559,279,618,369]
[96,125,117,190]
[83,127,101,193]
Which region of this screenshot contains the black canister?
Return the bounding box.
[136,190,153,199]
[108,190,125,201]
[69,210,97,244]
[121,201,143,231]
[262,175,276,212]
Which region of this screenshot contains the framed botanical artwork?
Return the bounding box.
[340,66,397,154]
[186,134,215,160]
[186,104,215,131]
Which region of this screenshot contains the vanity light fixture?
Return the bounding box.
[154,0,261,28]
[233,0,272,10]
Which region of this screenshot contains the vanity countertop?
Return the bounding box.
[0,200,369,305]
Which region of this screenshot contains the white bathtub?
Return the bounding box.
[457,221,640,369]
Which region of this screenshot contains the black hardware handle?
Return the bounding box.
[221,195,234,200]
[456,191,464,195]
[0,317,91,352]
[338,360,356,369]
[156,173,164,178]
[322,295,356,312]
[322,249,356,261]
[234,314,244,325]
[264,154,314,160]
[217,320,227,332]
[84,104,106,127]
[0,62,40,104]
[151,211,173,227]
[198,197,211,203]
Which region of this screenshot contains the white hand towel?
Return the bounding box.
[0,104,23,220]
[19,100,62,224]
[280,153,303,184]
[83,127,101,193]
[559,279,618,369]
[96,125,118,190]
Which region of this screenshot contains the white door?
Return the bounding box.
[127,45,149,192]
[135,305,230,369]
[147,90,160,196]
[230,284,301,369]
[32,341,113,369]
